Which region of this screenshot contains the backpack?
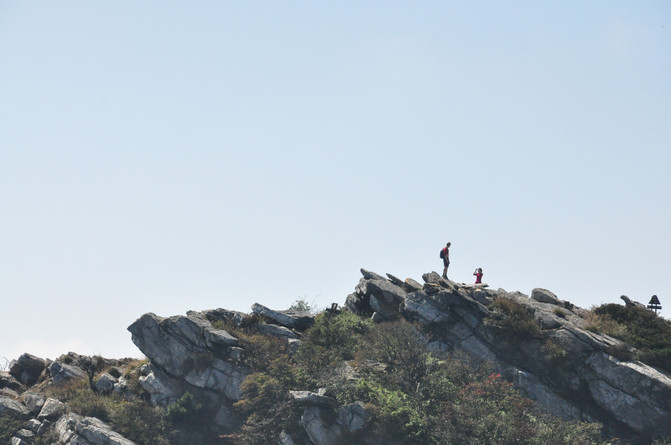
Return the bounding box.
[439,248,445,259]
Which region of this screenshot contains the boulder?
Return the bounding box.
[8,353,46,385]
[252,323,299,339]
[23,391,45,415]
[37,398,65,420]
[0,371,22,391]
[337,402,370,432]
[0,396,28,418]
[95,373,118,395]
[621,295,647,309]
[128,312,250,408]
[301,406,344,445]
[252,303,314,330]
[347,269,671,440]
[290,390,337,408]
[49,361,86,383]
[54,413,137,445]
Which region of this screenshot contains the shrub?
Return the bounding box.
[42,376,172,443]
[0,417,23,444]
[553,308,567,319]
[489,297,542,339]
[588,304,671,373]
[355,320,430,394]
[289,298,316,313]
[296,311,372,383]
[544,339,568,361]
[166,392,203,425]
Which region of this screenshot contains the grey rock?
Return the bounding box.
[95,373,118,395]
[11,438,30,445]
[139,371,182,407]
[13,429,34,441]
[531,288,561,305]
[26,418,42,433]
[49,361,86,383]
[9,353,46,385]
[0,371,22,391]
[0,387,19,398]
[37,397,65,420]
[290,390,338,408]
[0,395,28,418]
[337,401,370,432]
[72,415,137,445]
[621,295,646,309]
[301,406,343,445]
[23,391,45,414]
[344,269,671,440]
[252,303,314,330]
[252,323,299,339]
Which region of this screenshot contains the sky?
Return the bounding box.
[1,1,669,365]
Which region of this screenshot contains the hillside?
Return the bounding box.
[2,269,671,444]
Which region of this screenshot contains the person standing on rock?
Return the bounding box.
[474,267,483,284]
[440,242,451,279]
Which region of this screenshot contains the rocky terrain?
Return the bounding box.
[2,269,671,444]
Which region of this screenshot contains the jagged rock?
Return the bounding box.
[197,308,250,327]
[337,402,370,432]
[49,361,86,383]
[26,418,42,433]
[1,387,19,398]
[95,373,117,395]
[8,353,46,385]
[531,288,560,305]
[252,303,314,330]
[0,371,22,391]
[0,395,28,418]
[139,370,181,406]
[290,390,337,408]
[11,438,30,445]
[252,322,299,339]
[13,429,34,441]
[621,295,646,309]
[54,413,136,445]
[112,377,134,399]
[23,391,45,414]
[301,406,344,445]
[128,312,249,402]
[37,398,65,420]
[346,269,671,440]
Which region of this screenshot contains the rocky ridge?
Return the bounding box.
[1,269,670,444]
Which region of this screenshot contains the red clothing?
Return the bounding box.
[474,271,483,284]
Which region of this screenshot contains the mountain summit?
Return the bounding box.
[2,269,670,444]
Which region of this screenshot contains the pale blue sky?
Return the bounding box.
[1,1,669,363]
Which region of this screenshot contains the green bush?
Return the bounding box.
[166,392,203,425]
[544,339,568,362]
[296,311,372,383]
[553,308,567,319]
[489,297,543,339]
[590,304,671,372]
[0,416,23,444]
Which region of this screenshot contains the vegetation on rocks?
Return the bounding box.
[230,311,603,445]
[586,303,671,373]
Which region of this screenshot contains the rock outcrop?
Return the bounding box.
[346,269,671,439]
[126,305,316,435]
[2,267,670,443]
[0,354,137,444]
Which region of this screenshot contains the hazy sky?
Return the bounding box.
[1,1,669,364]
